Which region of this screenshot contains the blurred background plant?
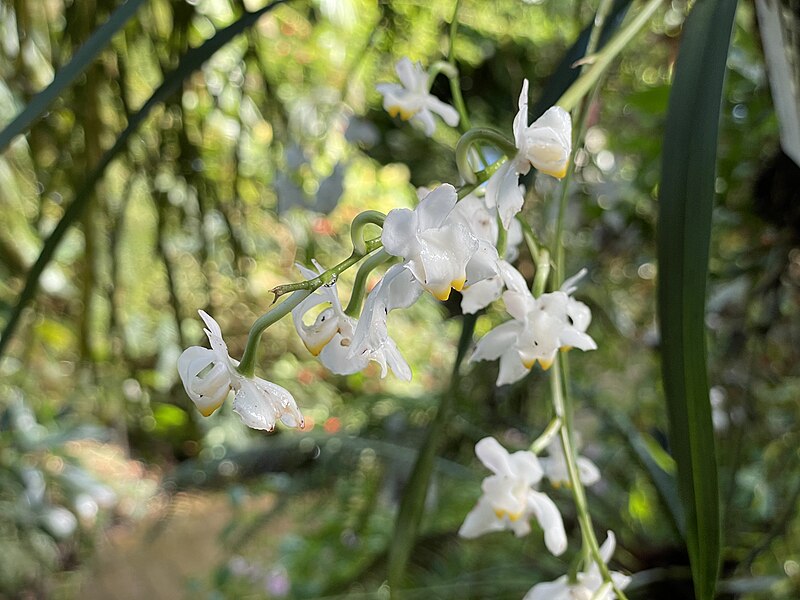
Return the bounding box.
[0,0,798,598]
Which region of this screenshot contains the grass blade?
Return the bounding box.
[657,1,738,598]
[0,0,290,361]
[0,0,146,152]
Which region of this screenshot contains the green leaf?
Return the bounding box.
[657,1,737,599]
[0,0,146,153]
[0,0,290,361]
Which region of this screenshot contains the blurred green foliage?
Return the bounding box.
[0,0,799,598]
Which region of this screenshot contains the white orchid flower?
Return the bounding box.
[539,437,601,488]
[471,271,596,386]
[292,262,414,380]
[485,79,572,229]
[459,437,567,556]
[347,263,422,381]
[449,189,524,261]
[523,531,631,600]
[376,57,459,136]
[382,184,479,301]
[177,310,303,431]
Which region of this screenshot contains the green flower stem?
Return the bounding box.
[530,417,562,455]
[344,249,394,317]
[547,3,634,597]
[557,0,664,113]
[455,128,517,184]
[517,216,552,297]
[270,238,382,298]
[237,289,310,378]
[350,211,386,256]
[446,0,472,133]
[427,60,459,89]
[552,356,629,599]
[496,213,508,258]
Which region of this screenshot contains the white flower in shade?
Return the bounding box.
[523,531,631,600]
[471,271,596,386]
[348,263,423,380]
[539,437,601,488]
[485,79,572,229]
[449,190,524,261]
[177,310,303,431]
[292,262,415,380]
[376,57,459,136]
[382,184,479,301]
[459,437,567,556]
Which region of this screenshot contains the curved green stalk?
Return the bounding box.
[350,211,386,256]
[237,290,310,378]
[344,249,393,317]
[455,128,517,183]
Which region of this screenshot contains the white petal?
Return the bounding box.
[381,208,419,258]
[177,346,230,416]
[381,338,412,381]
[454,199,498,245]
[502,289,533,322]
[566,297,592,331]
[577,457,601,487]
[522,576,571,600]
[458,497,506,538]
[385,264,424,310]
[495,167,526,230]
[395,57,424,91]
[461,277,503,314]
[513,79,530,148]
[496,348,530,386]
[471,321,522,363]
[559,328,597,352]
[484,160,514,210]
[198,310,230,365]
[508,450,544,484]
[426,96,460,126]
[561,268,588,295]
[599,530,617,564]
[232,377,303,431]
[499,261,530,295]
[412,108,437,136]
[475,437,513,477]
[526,490,568,556]
[319,333,367,375]
[416,184,457,230]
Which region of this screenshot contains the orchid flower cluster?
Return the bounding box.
[177,57,631,598]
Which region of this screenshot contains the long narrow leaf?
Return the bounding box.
[0,0,290,361]
[0,0,146,152]
[657,1,737,599]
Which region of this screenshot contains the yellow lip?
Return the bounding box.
[494,508,522,522]
[522,357,536,369]
[387,105,416,121]
[539,357,553,371]
[542,165,568,179]
[432,286,452,301]
[198,398,225,417]
[451,277,466,292]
